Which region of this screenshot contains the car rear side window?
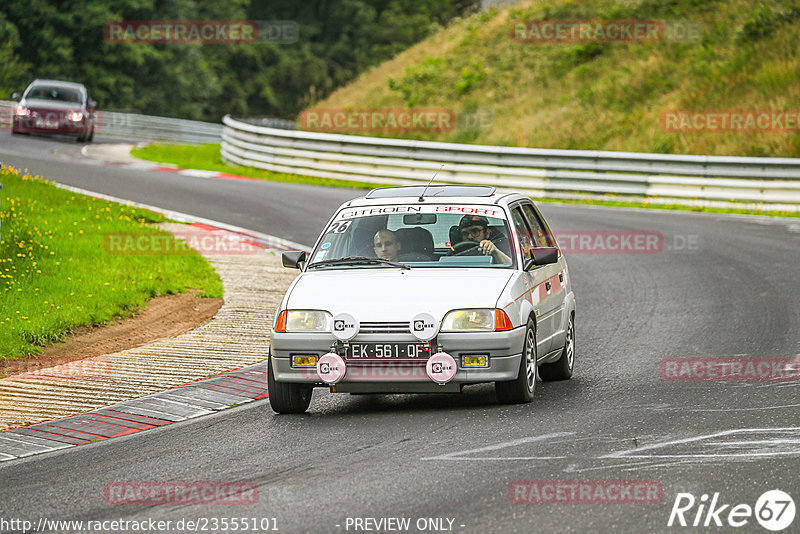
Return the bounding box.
[521,204,556,247]
[510,207,534,261]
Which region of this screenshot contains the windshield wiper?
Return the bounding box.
[308,256,410,270]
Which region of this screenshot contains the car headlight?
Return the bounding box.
[441,309,513,332]
[15,107,30,117]
[68,111,84,122]
[274,310,332,332]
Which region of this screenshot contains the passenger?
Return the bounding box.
[457,215,512,264]
[373,229,401,262]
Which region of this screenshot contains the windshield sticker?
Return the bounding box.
[327,220,352,233]
[321,242,331,250]
[315,250,328,260]
[338,205,503,219]
[434,206,500,216]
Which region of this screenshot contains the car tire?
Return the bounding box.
[267,353,312,414]
[539,313,574,381]
[87,126,94,142]
[495,319,536,404]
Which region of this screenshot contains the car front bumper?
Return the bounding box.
[270,327,526,393]
[12,116,88,135]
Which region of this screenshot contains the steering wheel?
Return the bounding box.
[452,240,481,256]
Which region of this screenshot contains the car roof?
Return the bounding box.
[27,79,87,91]
[344,185,528,208]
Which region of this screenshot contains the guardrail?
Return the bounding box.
[221,115,800,211]
[1,101,221,144]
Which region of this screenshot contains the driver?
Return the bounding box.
[373,229,401,262]
[457,215,512,264]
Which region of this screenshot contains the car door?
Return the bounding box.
[509,204,560,356]
[520,202,567,353]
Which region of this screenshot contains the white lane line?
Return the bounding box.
[616,452,800,459]
[421,432,574,461]
[0,433,71,451]
[601,427,800,459]
[685,403,800,412]
[177,169,221,178]
[52,182,311,251]
[705,439,800,446]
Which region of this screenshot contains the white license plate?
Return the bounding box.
[343,342,431,360]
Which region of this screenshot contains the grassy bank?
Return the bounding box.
[312,0,800,157]
[0,165,223,359]
[130,143,380,190]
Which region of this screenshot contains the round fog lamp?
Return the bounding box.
[426,352,457,385]
[410,312,439,341]
[331,313,358,341]
[317,353,346,384]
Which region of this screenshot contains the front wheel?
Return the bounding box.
[267,353,312,413]
[495,319,536,404]
[539,313,574,381]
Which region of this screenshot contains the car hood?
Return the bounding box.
[287,268,515,321]
[21,98,83,112]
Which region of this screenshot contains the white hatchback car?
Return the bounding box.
[269,185,576,413]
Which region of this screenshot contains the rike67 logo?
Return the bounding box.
[668,490,795,531]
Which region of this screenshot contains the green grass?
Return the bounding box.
[130,143,383,190]
[0,165,223,359]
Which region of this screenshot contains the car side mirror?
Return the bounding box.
[524,247,559,270]
[11,92,21,101]
[282,250,307,269]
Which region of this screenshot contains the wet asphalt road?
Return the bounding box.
[1,132,799,534]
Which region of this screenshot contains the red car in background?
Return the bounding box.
[11,80,97,142]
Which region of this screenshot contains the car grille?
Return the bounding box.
[359,322,410,334]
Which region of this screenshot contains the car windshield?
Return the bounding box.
[26,85,83,104]
[307,204,517,270]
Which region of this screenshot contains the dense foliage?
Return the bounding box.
[0,0,477,121]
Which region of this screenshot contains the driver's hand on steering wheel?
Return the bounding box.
[478,239,497,256]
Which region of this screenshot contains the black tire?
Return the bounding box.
[87,126,94,142]
[76,131,87,142]
[267,353,312,414]
[539,313,574,381]
[495,319,536,404]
